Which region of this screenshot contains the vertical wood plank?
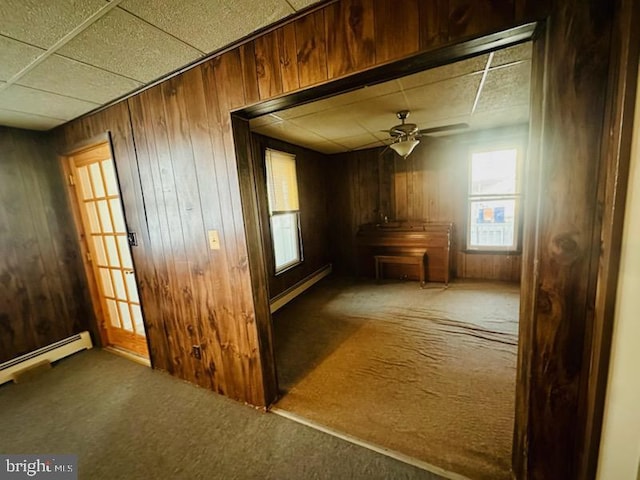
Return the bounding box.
[448,0,516,40]
[238,43,261,106]
[254,32,283,100]
[374,0,420,64]
[325,0,375,79]
[277,23,300,93]
[294,10,328,88]
[418,0,449,50]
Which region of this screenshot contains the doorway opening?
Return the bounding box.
[63,141,149,361]
[234,26,536,480]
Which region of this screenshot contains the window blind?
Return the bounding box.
[265,149,299,213]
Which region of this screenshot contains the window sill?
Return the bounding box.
[275,260,303,276]
[462,249,522,255]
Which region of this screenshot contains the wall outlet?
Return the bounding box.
[207,230,220,250]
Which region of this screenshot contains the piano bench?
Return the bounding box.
[374,252,427,287]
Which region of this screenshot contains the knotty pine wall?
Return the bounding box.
[251,134,330,299]
[328,127,525,282]
[53,0,622,477]
[0,127,92,363]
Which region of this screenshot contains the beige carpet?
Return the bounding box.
[273,278,519,480]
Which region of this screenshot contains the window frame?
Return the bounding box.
[264,148,304,274]
[465,141,524,253]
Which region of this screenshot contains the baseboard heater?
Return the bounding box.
[270,264,332,313]
[0,331,93,385]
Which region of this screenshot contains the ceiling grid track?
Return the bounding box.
[0,0,126,94]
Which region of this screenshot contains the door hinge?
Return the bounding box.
[68,174,75,186]
[86,251,92,263]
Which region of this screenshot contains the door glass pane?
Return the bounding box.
[110,199,126,232]
[106,299,121,328]
[85,202,101,233]
[89,163,105,198]
[111,269,127,301]
[131,304,145,337]
[77,166,94,199]
[97,200,113,232]
[99,268,114,297]
[125,271,139,302]
[468,199,516,248]
[92,236,107,265]
[118,302,133,331]
[117,235,133,269]
[102,159,118,196]
[104,236,120,267]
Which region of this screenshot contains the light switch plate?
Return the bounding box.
[207,230,220,250]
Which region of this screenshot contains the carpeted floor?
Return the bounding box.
[273,278,520,480]
[0,349,442,480]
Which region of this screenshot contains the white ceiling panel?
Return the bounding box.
[17,54,143,104]
[57,7,203,82]
[0,85,99,121]
[305,141,348,155]
[474,61,531,114]
[399,55,488,91]
[120,0,296,53]
[403,75,481,120]
[253,122,329,146]
[0,35,44,81]
[0,0,106,49]
[0,108,65,130]
[332,133,385,150]
[492,42,533,67]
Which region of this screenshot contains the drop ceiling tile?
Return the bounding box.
[333,133,383,151]
[492,42,533,67]
[304,141,346,154]
[0,36,44,81]
[250,113,285,128]
[253,120,328,147]
[0,85,99,121]
[402,75,481,122]
[399,55,487,90]
[288,106,371,139]
[0,0,106,48]
[469,108,530,130]
[474,61,531,113]
[17,54,143,104]
[120,0,294,53]
[0,108,65,130]
[57,8,203,82]
[288,0,323,10]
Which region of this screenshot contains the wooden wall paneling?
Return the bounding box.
[125,95,175,374]
[324,0,375,79]
[160,71,224,390]
[578,0,640,477]
[379,148,395,220]
[448,0,516,41]
[374,0,420,64]
[516,0,615,477]
[211,59,270,406]
[232,119,278,404]
[128,84,202,385]
[418,0,449,50]
[254,31,284,100]
[0,129,92,362]
[515,0,551,23]
[294,10,328,88]
[277,23,300,93]
[238,42,261,106]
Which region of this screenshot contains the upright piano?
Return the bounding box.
[356,221,453,284]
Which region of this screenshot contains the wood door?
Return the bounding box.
[67,143,148,358]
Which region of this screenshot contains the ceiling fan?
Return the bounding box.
[381,110,468,158]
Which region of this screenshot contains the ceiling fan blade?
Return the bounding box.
[417,123,469,135]
[379,128,405,136]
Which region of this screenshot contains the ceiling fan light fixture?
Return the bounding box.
[390,138,420,158]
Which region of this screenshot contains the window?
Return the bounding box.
[265,148,303,273]
[467,146,521,251]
